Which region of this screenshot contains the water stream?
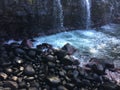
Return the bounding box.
[53,0,64,29]
[84,0,91,29]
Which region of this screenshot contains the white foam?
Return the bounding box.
[34,28,120,61]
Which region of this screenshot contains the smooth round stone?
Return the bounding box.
[73,70,79,78]
[56,60,60,64]
[15,57,24,64]
[46,55,55,61]
[12,76,18,81]
[28,87,38,90]
[57,85,68,90]
[25,76,35,81]
[18,81,26,88]
[59,70,66,76]
[65,83,75,89]
[20,66,24,71]
[28,50,36,57]
[24,65,35,76]
[48,62,56,68]
[3,81,18,89]
[5,68,13,74]
[47,76,61,85]
[1,59,11,67]
[15,48,26,55]
[0,72,8,79]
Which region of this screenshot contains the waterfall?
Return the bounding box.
[53,0,64,29]
[84,0,91,29]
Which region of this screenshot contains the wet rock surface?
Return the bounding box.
[0,42,120,90]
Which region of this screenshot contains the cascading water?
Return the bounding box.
[84,0,91,29]
[53,0,64,29]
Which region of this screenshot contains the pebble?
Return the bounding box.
[12,76,18,81]
[47,76,61,85]
[0,43,119,90]
[24,65,35,76]
[0,72,8,79]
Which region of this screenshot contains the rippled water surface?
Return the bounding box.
[34,24,120,63]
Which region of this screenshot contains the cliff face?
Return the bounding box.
[0,0,120,39]
[91,0,120,27]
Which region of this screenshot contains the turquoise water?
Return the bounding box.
[34,24,120,64]
[6,24,120,65]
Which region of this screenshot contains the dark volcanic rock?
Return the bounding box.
[24,65,35,76]
[62,43,77,55]
[0,58,12,67]
[21,39,33,48]
[14,48,26,56]
[14,57,24,65]
[100,82,118,90]
[3,81,18,90]
[54,49,67,59]
[47,76,61,85]
[62,55,74,65]
[57,85,68,90]
[0,72,8,80]
[5,68,13,74]
[0,43,119,89]
[28,50,36,58]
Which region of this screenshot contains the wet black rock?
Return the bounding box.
[47,76,61,85]
[28,87,38,90]
[57,85,68,90]
[54,49,67,59]
[0,72,8,80]
[36,43,53,55]
[10,43,20,50]
[14,48,26,56]
[65,83,75,89]
[62,43,77,55]
[0,43,119,89]
[73,59,80,65]
[21,39,33,48]
[3,81,18,90]
[59,70,66,77]
[18,81,26,88]
[14,57,24,65]
[0,58,11,67]
[5,68,13,74]
[24,65,35,76]
[62,55,74,65]
[45,55,56,62]
[99,82,118,90]
[48,62,56,68]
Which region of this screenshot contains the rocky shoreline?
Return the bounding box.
[0,42,120,90]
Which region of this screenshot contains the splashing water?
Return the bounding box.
[34,24,120,64]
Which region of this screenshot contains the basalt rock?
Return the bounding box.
[0,43,119,89]
[47,76,61,86]
[24,65,35,76]
[62,43,77,55]
[3,81,18,90]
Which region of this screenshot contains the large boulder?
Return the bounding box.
[62,43,77,55]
